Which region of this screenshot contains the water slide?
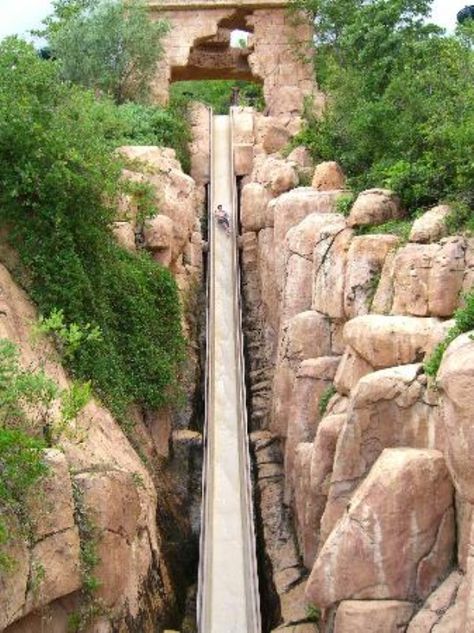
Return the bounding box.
[197,114,261,633]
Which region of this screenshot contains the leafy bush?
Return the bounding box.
[170,79,265,114]
[424,290,474,378]
[291,0,474,212]
[42,0,170,104]
[318,384,337,416]
[0,39,185,420]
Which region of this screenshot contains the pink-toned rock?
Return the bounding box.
[312,161,346,191]
[322,365,445,545]
[28,449,75,540]
[282,213,343,322]
[391,239,465,318]
[188,101,211,185]
[285,357,340,497]
[312,225,353,319]
[406,571,463,633]
[343,314,452,369]
[347,189,403,227]
[306,448,454,608]
[272,312,332,437]
[234,144,254,177]
[344,234,399,318]
[258,228,279,334]
[463,238,474,296]
[438,332,474,503]
[371,246,398,315]
[254,155,299,195]
[334,600,415,633]
[298,413,346,567]
[262,123,291,154]
[287,146,313,173]
[0,524,30,630]
[333,346,373,396]
[26,528,82,611]
[232,107,255,145]
[113,221,136,252]
[409,205,451,244]
[143,214,174,266]
[241,182,273,232]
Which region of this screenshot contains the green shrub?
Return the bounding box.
[424,290,474,378]
[357,219,413,242]
[318,384,337,416]
[170,79,265,114]
[291,0,474,212]
[0,39,185,421]
[336,192,355,217]
[445,201,474,236]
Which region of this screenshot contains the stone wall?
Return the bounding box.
[149,0,318,116]
[233,107,474,632]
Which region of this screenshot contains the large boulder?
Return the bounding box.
[343,314,452,369]
[334,600,415,633]
[344,234,399,319]
[438,332,474,503]
[306,448,455,608]
[409,205,450,244]
[323,365,445,541]
[311,161,346,191]
[391,239,466,318]
[143,214,174,267]
[241,182,273,232]
[347,189,403,227]
[253,155,299,195]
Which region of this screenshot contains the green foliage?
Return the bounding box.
[292,0,474,212]
[0,39,185,421]
[424,289,474,378]
[357,219,413,242]
[36,309,102,362]
[306,603,321,623]
[170,79,265,114]
[44,0,170,104]
[445,201,474,235]
[335,192,355,217]
[318,384,337,416]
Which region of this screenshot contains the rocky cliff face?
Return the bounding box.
[0,144,205,633]
[234,106,474,633]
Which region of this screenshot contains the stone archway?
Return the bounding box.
[148,0,317,116]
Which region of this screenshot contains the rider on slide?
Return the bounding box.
[215,204,231,236]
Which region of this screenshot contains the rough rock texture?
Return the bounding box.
[151,2,319,117]
[347,189,403,227]
[438,332,474,503]
[306,448,454,608]
[406,571,463,632]
[334,600,415,633]
[311,161,346,191]
[321,365,445,543]
[409,205,451,243]
[343,314,452,369]
[118,146,203,285]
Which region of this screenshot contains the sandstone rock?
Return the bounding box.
[391,239,465,318]
[344,234,399,319]
[262,122,291,154]
[28,449,76,540]
[347,189,403,227]
[333,346,373,396]
[112,221,136,252]
[298,412,346,567]
[287,146,313,173]
[0,526,30,630]
[312,225,354,319]
[188,101,211,185]
[271,625,318,633]
[234,143,254,176]
[371,246,398,315]
[334,600,415,633]
[272,312,332,437]
[438,332,474,503]
[322,365,446,546]
[407,571,463,633]
[241,182,273,232]
[144,214,174,266]
[258,228,279,334]
[343,314,452,369]
[27,528,82,611]
[410,205,451,243]
[312,161,345,191]
[254,155,299,195]
[285,357,340,498]
[232,106,255,145]
[306,448,454,608]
